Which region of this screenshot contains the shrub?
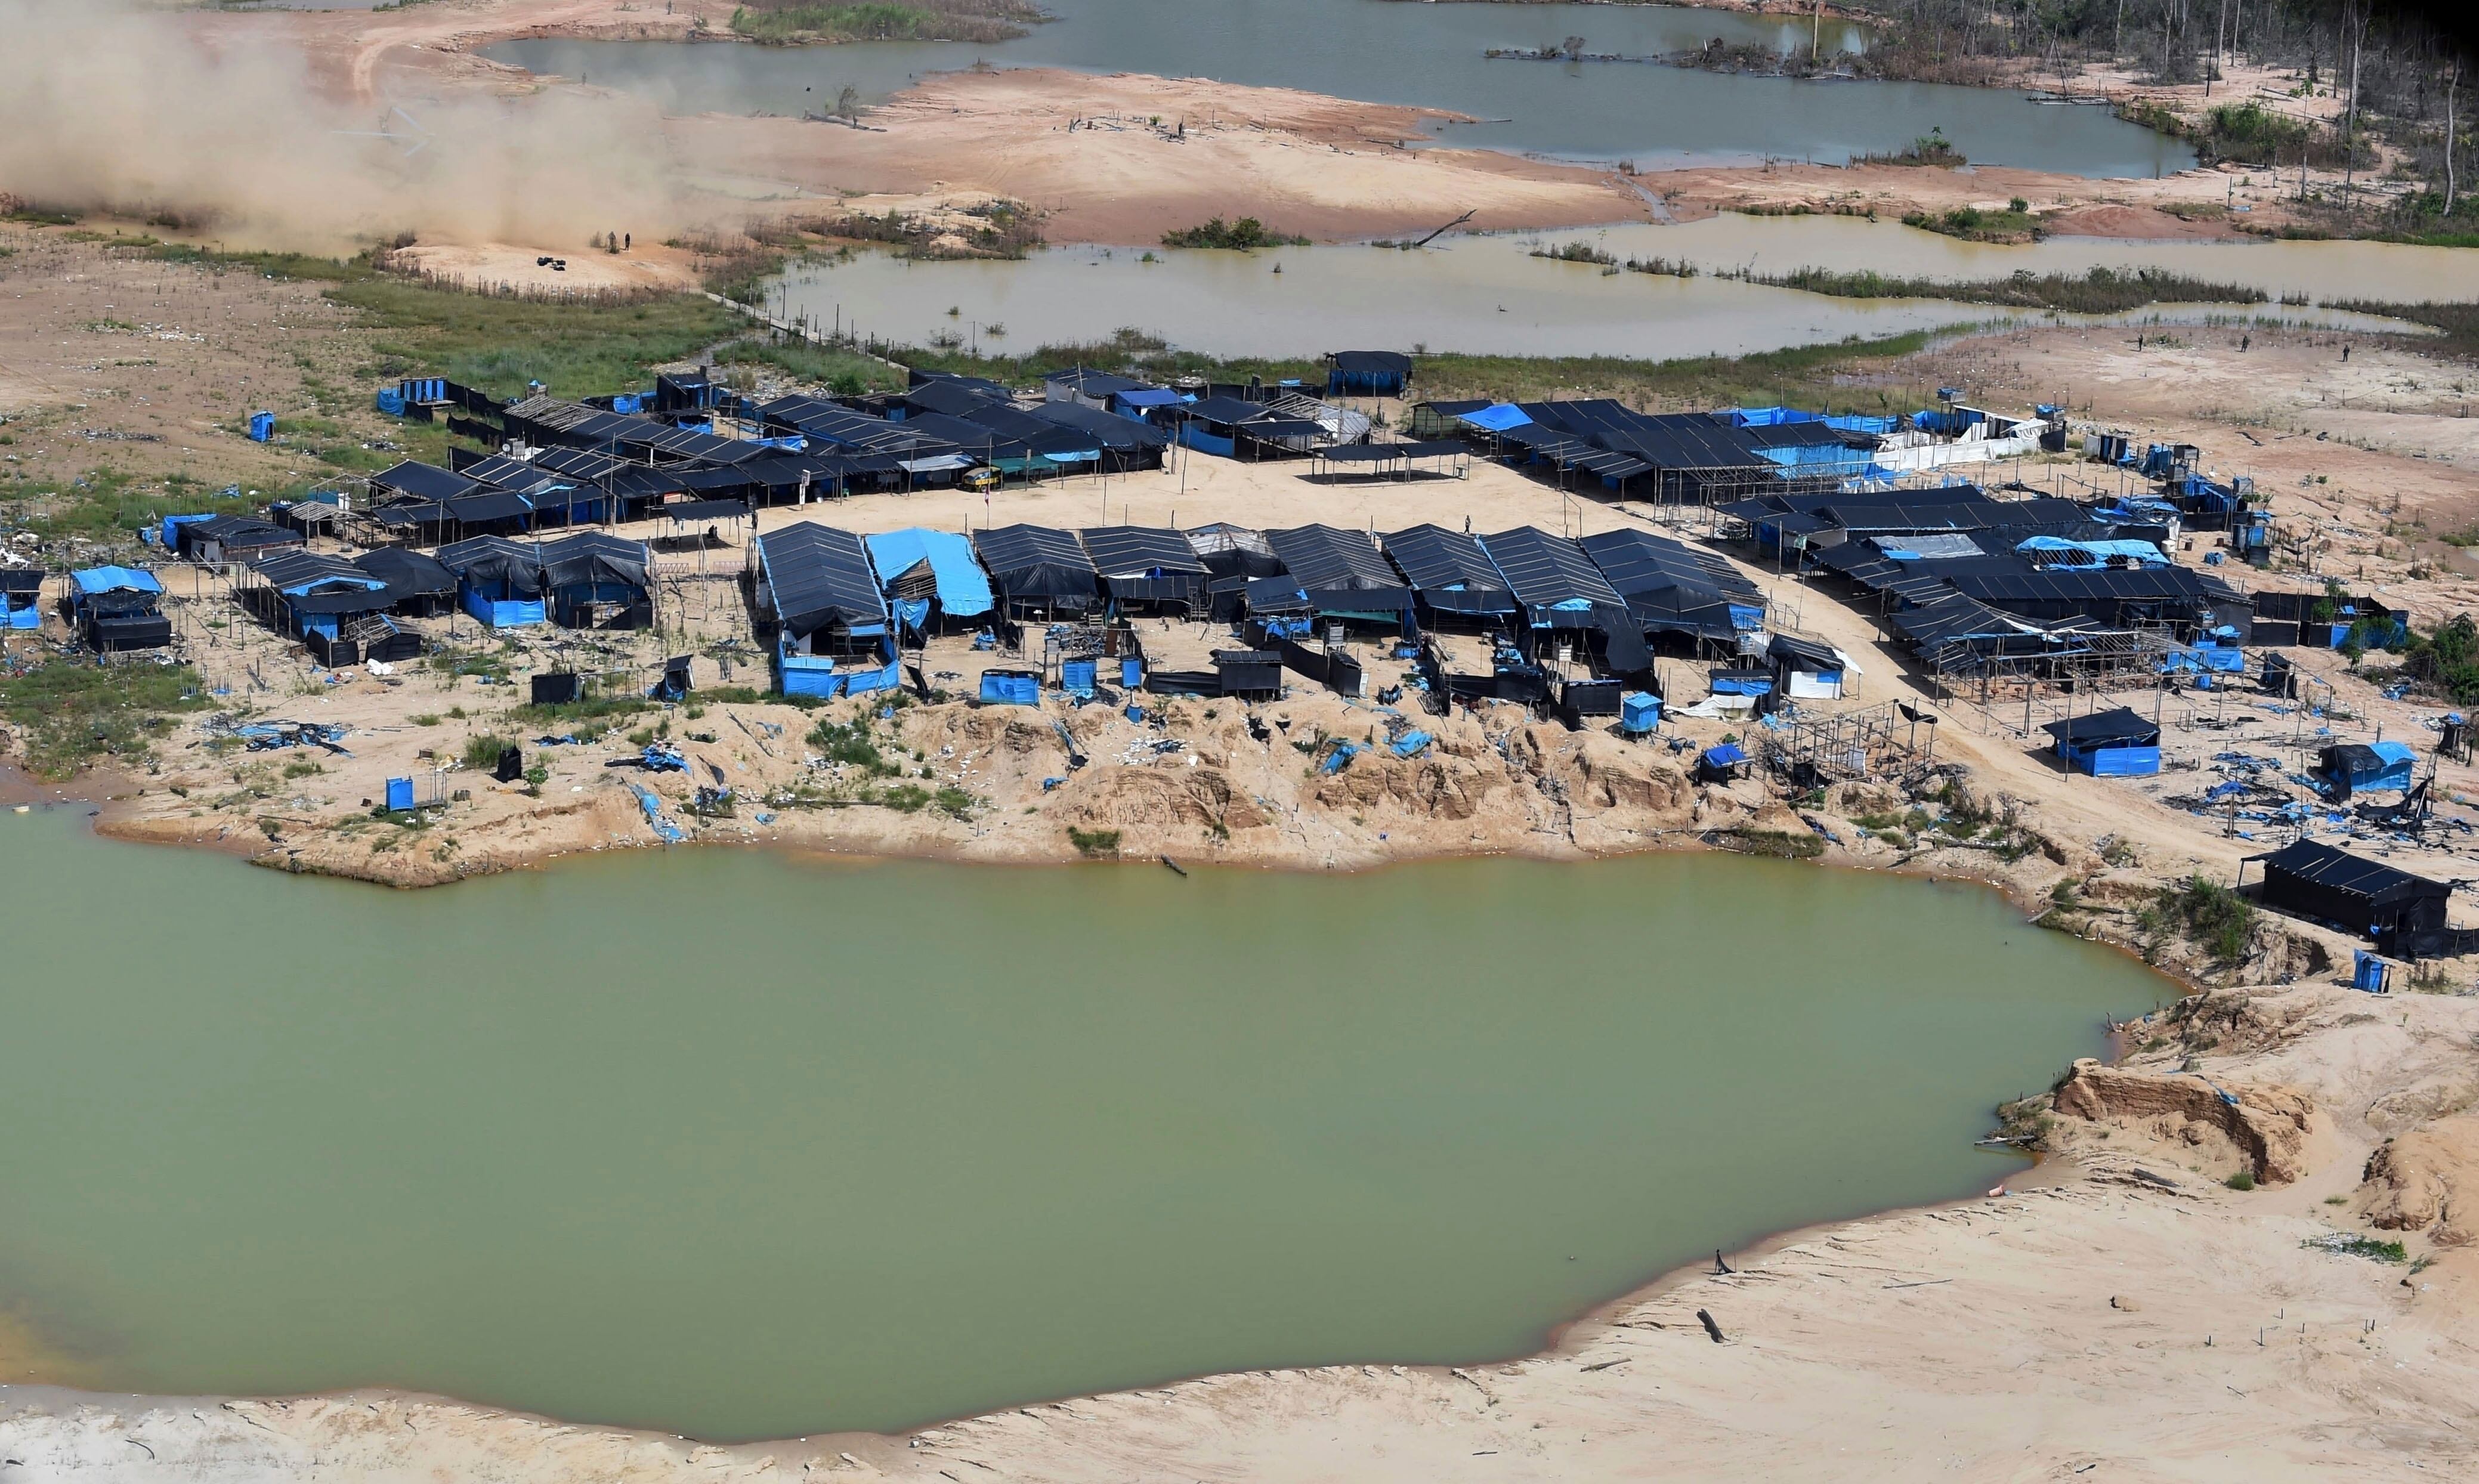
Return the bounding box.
[2225,1170,2257,1191]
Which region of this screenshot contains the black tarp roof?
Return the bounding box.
[902,379,1009,418]
[1185,522,1283,579]
[973,523,1098,601]
[2042,707,2161,748]
[179,514,302,549]
[2250,839,2447,902]
[1768,633,1844,671]
[353,547,456,599]
[444,488,536,526]
[1176,395,1275,426]
[0,568,44,595]
[1328,351,1412,375]
[664,498,751,523]
[1044,366,1151,398]
[1521,401,1771,472]
[530,447,631,481]
[250,550,379,593]
[1025,400,1171,450]
[1079,525,1207,578]
[1577,528,1761,605]
[436,536,545,592]
[757,523,887,636]
[457,454,572,496]
[537,532,650,591]
[1265,524,1410,606]
[1479,527,1627,612]
[1381,524,1516,614]
[372,460,484,503]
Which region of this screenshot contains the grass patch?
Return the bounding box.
[1718,828,1826,860]
[459,733,514,771]
[1067,825,1122,858]
[1532,241,1617,267]
[4,466,259,542]
[712,338,905,397]
[514,694,651,726]
[1161,217,1311,250]
[2304,1232,2409,1263]
[808,714,899,776]
[2146,875,2257,969]
[1900,204,2042,243]
[1738,264,2265,314]
[0,660,211,780]
[728,0,1036,45]
[1854,128,1965,168]
[146,244,740,400]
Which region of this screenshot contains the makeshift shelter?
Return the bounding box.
[536,533,653,629]
[1080,525,1208,614]
[2246,839,2455,951]
[1578,527,1764,645]
[753,523,900,698]
[973,524,1098,619]
[436,537,548,628]
[1045,367,1154,410]
[978,669,1041,706]
[68,565,170,651]
[2317,741,2418,800]
[2,568,46,630]
[1325,351,1412,398]
[1184,522,1282,580]
[351,548,458,618]
[864,527,995,635]
[1263,524,1414,623]
[1768,633,1859,700]
[1477,526,1652,675]
[1024,401,1170,471]
[2041,707,2162,776]
[1381,524,1517,622]
[243,550,392,651]
[166,514,304,565]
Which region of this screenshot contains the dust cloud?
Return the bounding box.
[0,0,688,253]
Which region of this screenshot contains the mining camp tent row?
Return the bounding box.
[1575,527,1764,645]
[753,523,901,698]
[1477,526,1652,673]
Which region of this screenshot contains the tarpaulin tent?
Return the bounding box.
[2248,839,2453,945]
[69,565,170,651]
[1477,527,1651,674]
[1381,523,1517,619]
[2042,707,2162,776]
[1578,527,1763,642]
[978,669,1041,706]
[0,568,42,630]
[1263,524,1414,620]
[755,523,900,698]
[351,548,458,614]
[1080,525,1207,611]
[973,524,1098,616]
[2317,741,2417,800]
[1325,350,1412,397]
[865,527,995,633]
[437,536,548,627]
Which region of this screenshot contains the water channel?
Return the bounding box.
[484,0,2189,175]
[0,806,2167,1440]
[771,216,2465,361]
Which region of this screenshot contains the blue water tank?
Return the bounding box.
[247,412,276,442]
[1121,656,1143,689]
[1621,692,1662,734]
[384,777,416,812]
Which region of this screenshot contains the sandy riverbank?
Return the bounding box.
[145,0,2289,257]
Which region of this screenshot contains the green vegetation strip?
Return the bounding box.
[1161,218,1312,251]
[0,661,212,781]
[728,0,1038,45]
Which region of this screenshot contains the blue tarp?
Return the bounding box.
[979,670,1040,706]
[1703,743,1747,767]
[2018,535,2169,567]
[71,565,163,596]
[1389,729,1433,758]
[864,528,995,620]
[2076,744,2163,778]
[2165,645,2247,675]
[1711,674,1773,697]
[1061,658,1098,698]
[1457,403,1534,434]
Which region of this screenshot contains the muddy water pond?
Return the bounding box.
[773,219,2447,361]
[485,0,2187,175]
[0,807,2168,1440]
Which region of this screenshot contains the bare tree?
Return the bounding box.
[2450,58,2462,218]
